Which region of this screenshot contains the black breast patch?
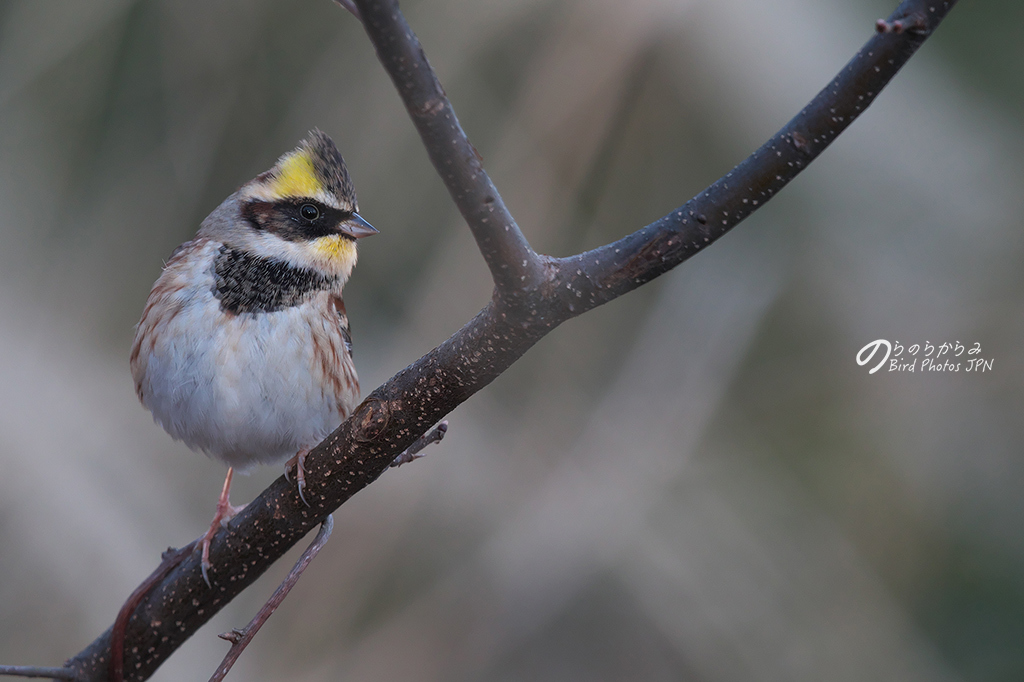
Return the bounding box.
[212,246,337,314]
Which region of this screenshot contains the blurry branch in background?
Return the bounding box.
[0,0,950,679]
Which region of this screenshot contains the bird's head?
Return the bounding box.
[201,129,377,282]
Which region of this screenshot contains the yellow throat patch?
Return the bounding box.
[270,151,322,199]
[311,234,357,273]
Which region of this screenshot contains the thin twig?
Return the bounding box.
[332,0,361,21]
[391,420,448,467]
[0,666,78,680]
[110,541,197,682]
[208,515,334,682]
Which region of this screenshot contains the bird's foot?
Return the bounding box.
[285,449,310,507]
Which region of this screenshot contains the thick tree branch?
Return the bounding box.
[59,1,957,679]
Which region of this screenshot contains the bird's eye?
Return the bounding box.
[300,204,320,221]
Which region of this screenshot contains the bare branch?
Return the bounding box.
[0,666,78,681]
[555,1,952,313]
[209,516,334,682]
[111,542,197,682]
[353,0,543,294]
[391,420,448,467]
[331,0,361,21]
[58,1,958,679]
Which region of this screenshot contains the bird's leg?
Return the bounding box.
[201,467,245,586]
[284,450,310,506]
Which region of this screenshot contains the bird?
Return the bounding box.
[130,130,377,583]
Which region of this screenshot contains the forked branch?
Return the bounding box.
[44,1,959,680]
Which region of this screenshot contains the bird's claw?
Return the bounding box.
[286,450,311,507]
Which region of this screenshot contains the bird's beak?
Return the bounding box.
[339,213,379,239]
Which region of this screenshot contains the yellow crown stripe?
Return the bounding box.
[270,152,323,198]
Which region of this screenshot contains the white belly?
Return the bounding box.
[133,244,356,471]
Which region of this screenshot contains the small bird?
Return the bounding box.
[130,130,377,582]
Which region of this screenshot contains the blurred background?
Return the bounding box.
[0,0,1022,680]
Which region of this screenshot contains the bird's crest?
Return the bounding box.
[265,130,357,211]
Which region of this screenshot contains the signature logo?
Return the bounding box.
[856,340,992,374]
